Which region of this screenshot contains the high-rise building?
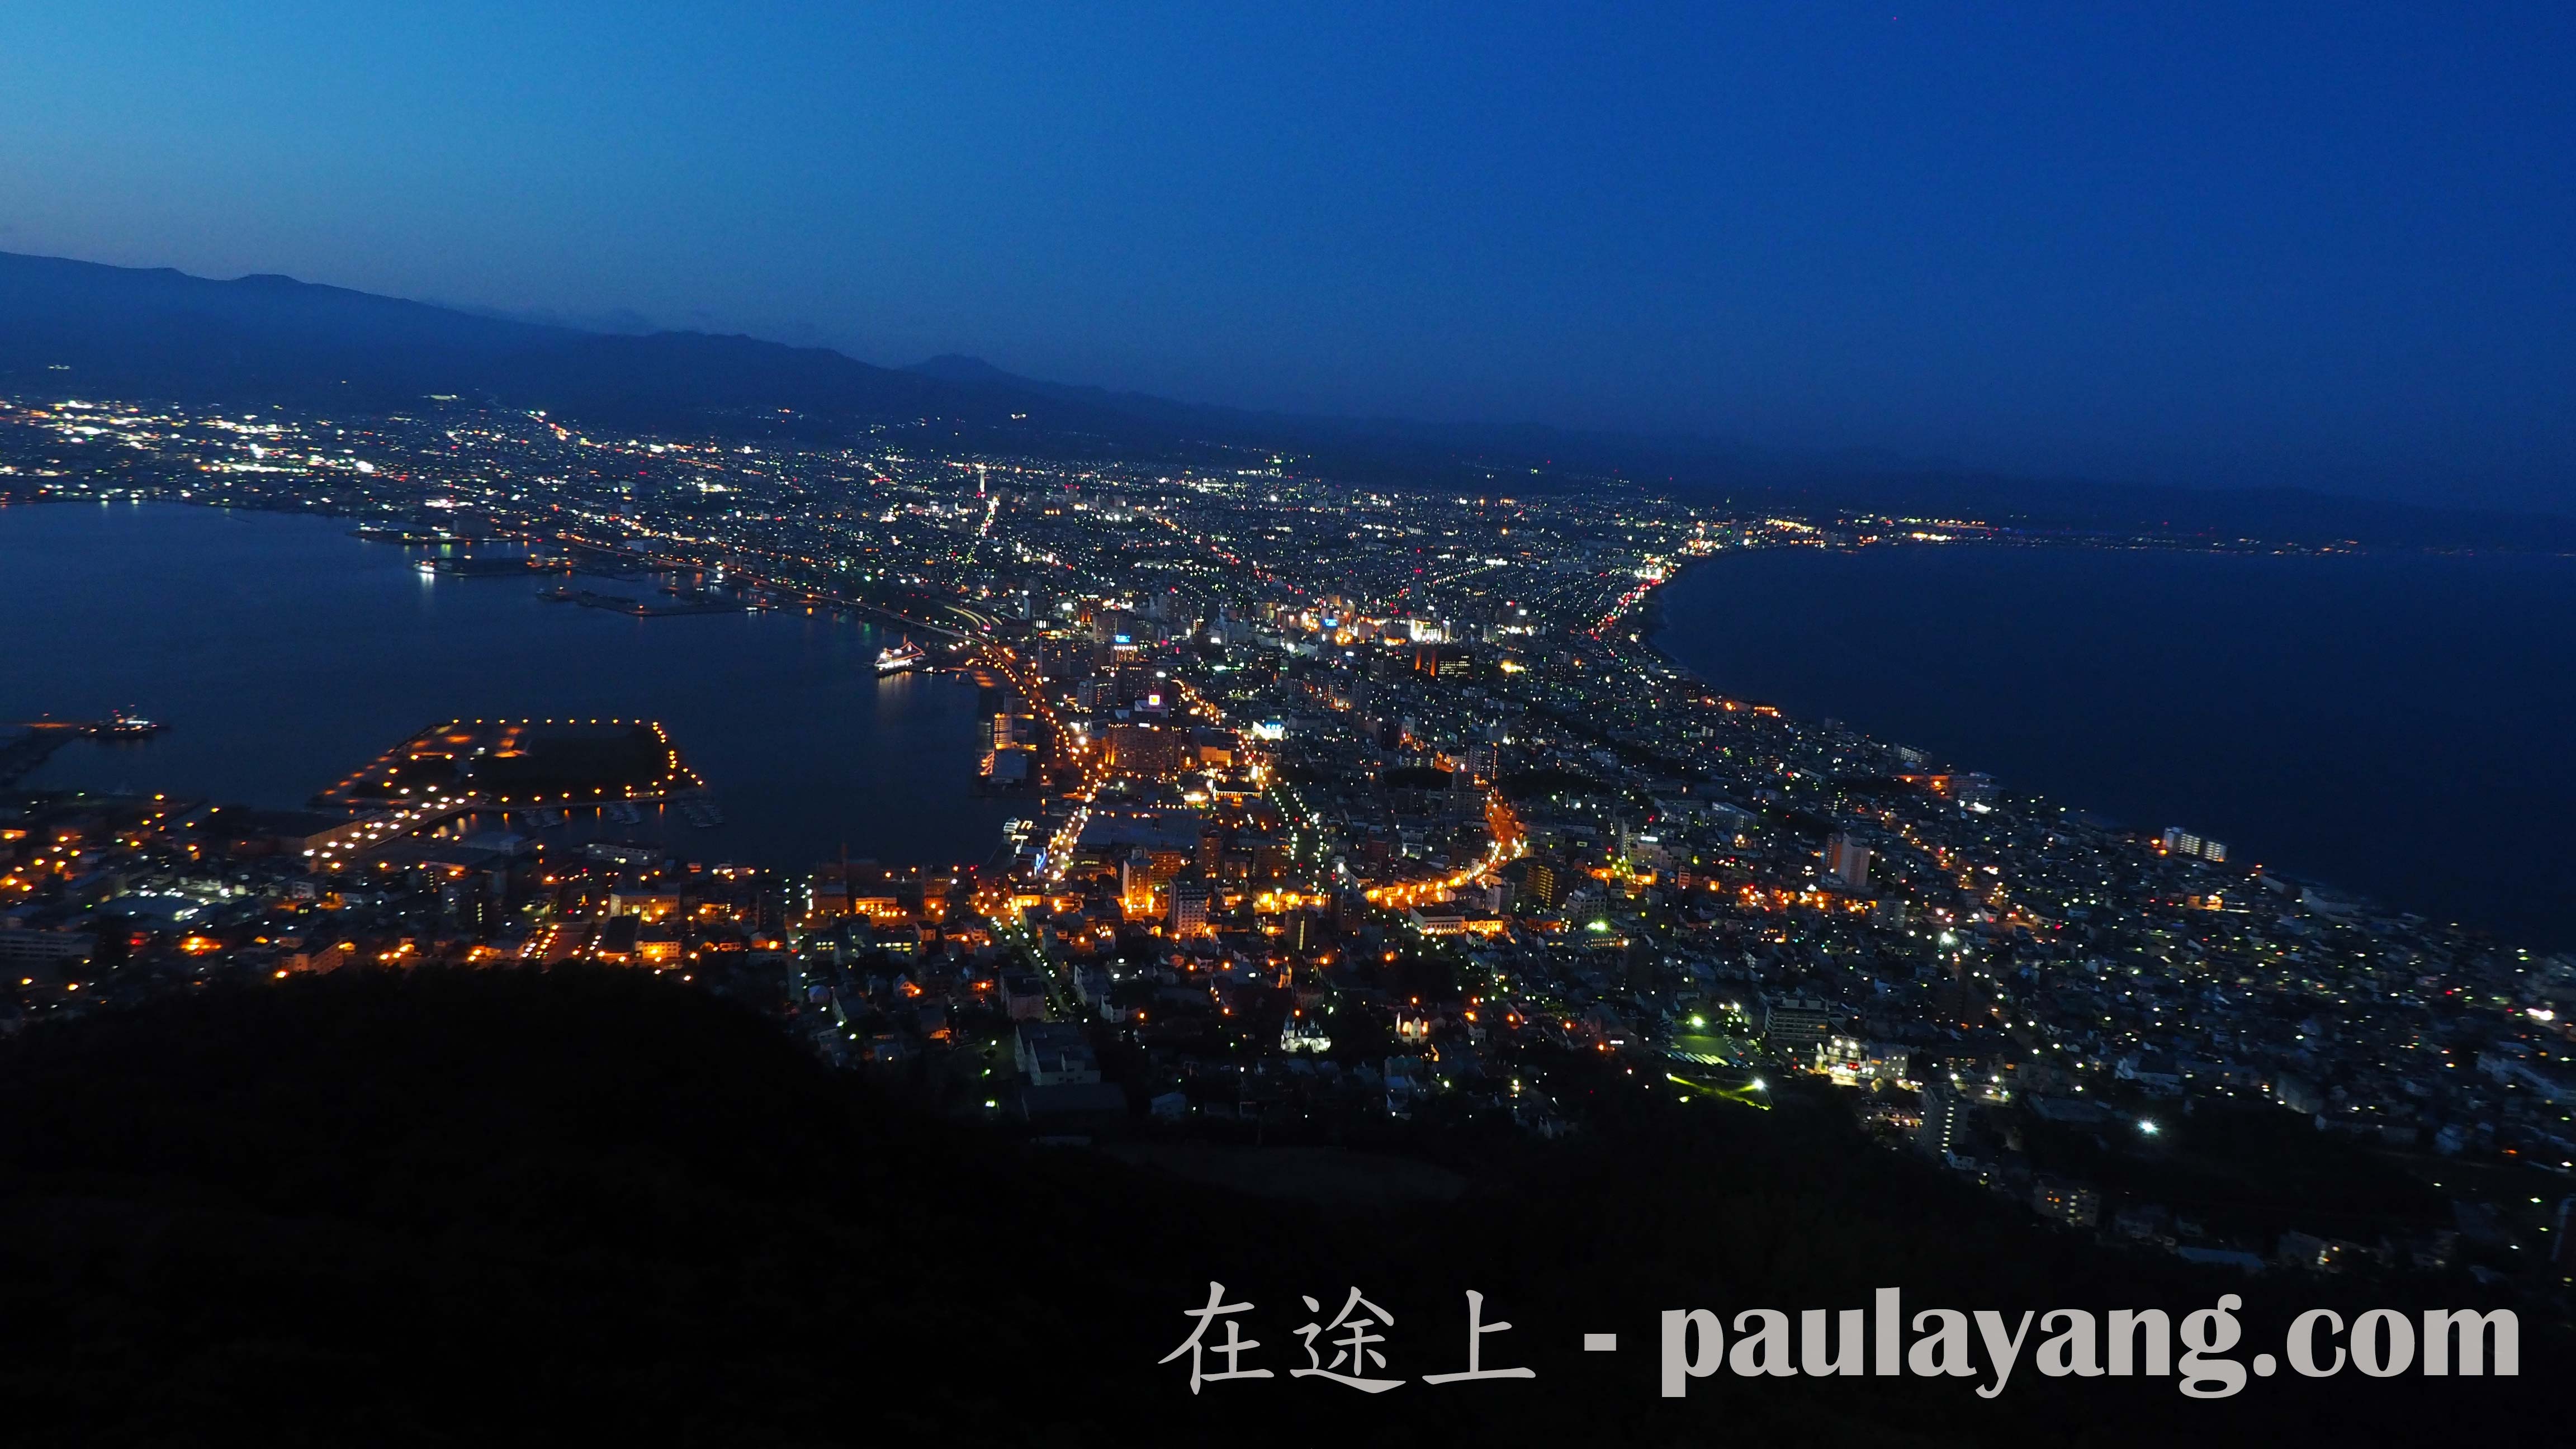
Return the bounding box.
[1523,859,1566,910]
[1104,722,1182,778]
[1824,832,1871,891]
[1168,875,1211,937]
[1761,993,1835,1050]
[1916,1083,1970,1161]
[2161,827,2227,863]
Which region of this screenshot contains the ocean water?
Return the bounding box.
[5,501,1013,870]
[1653,542,2576,950]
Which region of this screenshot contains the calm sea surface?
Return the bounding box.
[1655,543,2576,950]
[7,501,1012,869]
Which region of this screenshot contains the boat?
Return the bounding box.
[674,790,725,829]
[875,641,929,675]
[96,711,163,738]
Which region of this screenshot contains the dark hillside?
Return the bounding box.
[0,968,2549,1445]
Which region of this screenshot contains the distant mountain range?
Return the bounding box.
[4,249,2568,548]
[0,249,1120,435]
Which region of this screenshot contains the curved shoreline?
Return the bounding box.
[1632,554,1708,684]
[1621,541,2573,949]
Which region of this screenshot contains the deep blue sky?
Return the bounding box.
[2,3,2570,510]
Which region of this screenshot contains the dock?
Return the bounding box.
[302,717,716,868]
[538,586,744,617]
[420,555,573,577]
[1,714,165,787]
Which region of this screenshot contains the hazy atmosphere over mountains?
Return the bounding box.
[4,248,2570,552]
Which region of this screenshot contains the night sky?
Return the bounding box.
[2,3,2569,511]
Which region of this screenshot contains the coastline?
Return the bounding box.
[1630,553,1708,686]
[1616,540,2574,950]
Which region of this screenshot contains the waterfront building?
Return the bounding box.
[2160,826,2227,863]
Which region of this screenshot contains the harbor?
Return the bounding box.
[3,503,1016,871]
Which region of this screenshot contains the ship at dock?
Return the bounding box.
[875,641,929,675]
[0,711,165,788]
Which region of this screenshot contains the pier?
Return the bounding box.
[537,585,745,616]
[0,714,165,787]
